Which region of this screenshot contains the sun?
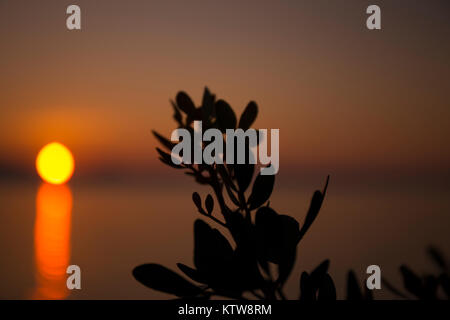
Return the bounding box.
[36,142,75,185]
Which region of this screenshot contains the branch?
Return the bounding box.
[199,211,227,228]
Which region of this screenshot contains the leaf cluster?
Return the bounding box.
[134,88,330,300]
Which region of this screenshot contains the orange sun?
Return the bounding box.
[36,142,75,185]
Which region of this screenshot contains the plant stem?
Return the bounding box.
[199,212,227,228]
[277,287,287,300]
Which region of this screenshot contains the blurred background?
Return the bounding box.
[0,0,449,299]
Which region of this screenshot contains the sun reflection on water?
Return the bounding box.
[32,183,72,299]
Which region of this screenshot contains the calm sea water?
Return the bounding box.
[0,178,449,299]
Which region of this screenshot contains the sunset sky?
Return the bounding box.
[1,0,450,301]
[1,0,449,183]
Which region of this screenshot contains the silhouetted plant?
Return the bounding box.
[299,260,338,301]
[133,87,331,299]
[345,271,373,300]
[382,246,450,300]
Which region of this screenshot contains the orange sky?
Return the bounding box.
[1,0,449,181]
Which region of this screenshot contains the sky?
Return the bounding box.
[1,0,449,183]
[0,0,450,300]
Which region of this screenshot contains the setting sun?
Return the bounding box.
[36,142,75,185]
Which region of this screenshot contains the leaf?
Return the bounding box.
[381,277,409,299]
[255,206,278,233]
[192,192,202,212]
[400,265,423,298]
[176,91,196,115]
[364,284,374,300]
[278,215,301,249]
[205,194,214,215]
[318,273,337,300]
[158,156,183,169]
[428,246,447,271]
[238,101,258,130]
[153,130,175,151]
[423,275,438,299]
[439,274,450,298]
[171,100,183,125]
[215,99,237,131]
[247,173,275,210]
[346,270,363,300]
[232,243,266,292]
[310,259,330,287]
[277,248,296,286]
[133,264,203,297]
[228,210,247,243]
[156,147,172,162]
[156,148,184,169]
[300,261,333,300]
[202,87,215,123]
[177,263,207,284]
[234,164,254,193]
[298,175,329,241]
[254,207,300,268]
[299,272,315,301]
[299,260,331,299]
[193,219,238,291]
[194,219,234,273]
